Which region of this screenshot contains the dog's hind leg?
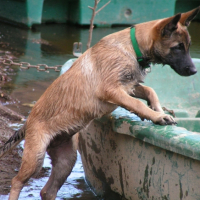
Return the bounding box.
[40,133,78,200]
[9,129,51,200]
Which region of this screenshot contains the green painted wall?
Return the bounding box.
[0,0,199,27]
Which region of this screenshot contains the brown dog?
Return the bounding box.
[0,7,199,200]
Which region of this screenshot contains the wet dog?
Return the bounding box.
[0,7,199,200]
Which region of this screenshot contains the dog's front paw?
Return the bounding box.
[153,113,177,126]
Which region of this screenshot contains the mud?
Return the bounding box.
[0,114,22,195]
[0,63,48,196]
[0,61,97,199]
[0,75,22,195]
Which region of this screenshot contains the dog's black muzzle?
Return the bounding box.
[170,54,197,76]
[185,63,197,76]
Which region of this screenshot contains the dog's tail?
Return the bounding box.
[0,123,26,158]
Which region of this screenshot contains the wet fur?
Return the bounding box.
[1,7,199,200]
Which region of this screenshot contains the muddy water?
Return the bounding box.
[0,21,200,199]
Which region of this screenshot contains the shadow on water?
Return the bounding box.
[0,21,200,199]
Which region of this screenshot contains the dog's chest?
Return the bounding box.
[119,65,147,94]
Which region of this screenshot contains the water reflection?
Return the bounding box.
[0,22,126,115]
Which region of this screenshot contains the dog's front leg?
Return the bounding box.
[132,85,164,113]
[100,87,175,125]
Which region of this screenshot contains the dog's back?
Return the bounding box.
[26,28,144,137]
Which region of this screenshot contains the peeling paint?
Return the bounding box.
[173,133,187,140]
[78,134,88,163]
[110,139,117,151]
[90,138,101,154]
[118,161,125,198]
[154,147,162,154]
[111,107,200,161]
[179,180,183,200]
[152,157,155,165]
[143,164,149,198]
[78,107,200,200]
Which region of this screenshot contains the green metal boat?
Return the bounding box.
[61,58,200,199]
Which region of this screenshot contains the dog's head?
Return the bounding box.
[152,7,200,76]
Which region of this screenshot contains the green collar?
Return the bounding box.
[130,27,150,69]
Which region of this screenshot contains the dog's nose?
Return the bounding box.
[191,69,197,75]
[186,66,197,75]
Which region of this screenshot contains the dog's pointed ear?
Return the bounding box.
[160,13,181,37]
[179,7,200,26]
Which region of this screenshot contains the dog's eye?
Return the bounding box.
[171,43,184,51]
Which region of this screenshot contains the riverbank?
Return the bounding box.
[0,62,24,194]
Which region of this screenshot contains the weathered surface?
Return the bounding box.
[0,115,23,195]
[78,108,200,200]
[111,108,200,161]
[0,69,25,195]
[0,103,25,122]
